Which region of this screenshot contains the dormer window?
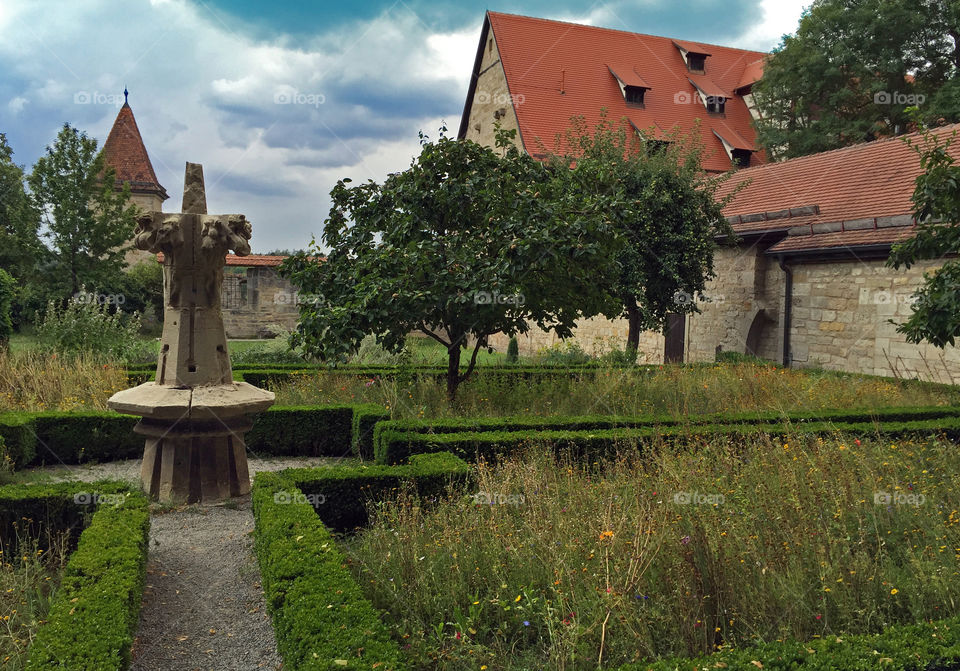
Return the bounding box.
[608,65,651,108]
[673,40,712,74]
[624,86,646,106]
[706,95,726,115]
[713,129,755,169]
[731,149,752,168]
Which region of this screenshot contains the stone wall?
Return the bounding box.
[487,316,665,363]
[787,258,960,382]
[462,28,523,148]
[221,267,299,339]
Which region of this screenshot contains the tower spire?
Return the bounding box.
[124,86,128,105]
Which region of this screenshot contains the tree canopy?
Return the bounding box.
[27,123,138,299]
[753,0,960,159]
[281,126,621,399]
[888,124,960,347]
[545,115,736,356]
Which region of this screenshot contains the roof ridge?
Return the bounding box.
[486,11,769,57]
[728,122,960,176]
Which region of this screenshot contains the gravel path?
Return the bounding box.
[130,502,282,671]
[22,457,348,671]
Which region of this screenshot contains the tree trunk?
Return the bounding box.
[624,295,641,362]
[446,343,462,402]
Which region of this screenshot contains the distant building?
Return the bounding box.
[102,94,299,338]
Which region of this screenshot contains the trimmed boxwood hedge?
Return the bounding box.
[0,403,390,467]
[253,470,409,670]
[376,416,960,465]
[627,615,960,670]
[373,404,960,463]
[0,481,151,671]
[290,452,472,531]
[247,405,356,458]
[351,404,391,460]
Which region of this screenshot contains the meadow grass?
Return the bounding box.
[273,362,957,419]
[344,433,960,670]
[0,350,129,413]
[0,531,68,669]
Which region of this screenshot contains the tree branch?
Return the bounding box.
[419,326,449,348]
[458,335,486,384]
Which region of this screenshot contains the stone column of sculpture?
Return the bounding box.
[108,162,274,503]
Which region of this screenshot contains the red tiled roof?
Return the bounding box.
[608,65,651,89]
[767,225,916,254]
[155,253,289,267]
[102,102,168,200]
[688,75,730,99]
[717,123,960,230]
[464,12,768,172]
[672,39,712,56]
[735,58,764,91]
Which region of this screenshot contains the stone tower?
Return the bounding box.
[102,90,169,265]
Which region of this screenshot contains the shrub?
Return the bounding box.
[246,405,355,458]
[291,452,472,531]
[24,485,150,670]
[35,296,151,363]
[506,336,519,364]
[351,404,390,460]
[0,268,14,351]
[534,341,592,365]
[252,471,408,670]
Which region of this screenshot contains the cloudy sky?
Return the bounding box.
[0,0,808,253]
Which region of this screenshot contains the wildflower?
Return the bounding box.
[599,530,614,539]
[515,594,522,602]
[890,588,899,595]
[680,535,691,545]
[523,621,530,626]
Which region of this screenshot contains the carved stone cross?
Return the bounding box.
[108,162,274,503]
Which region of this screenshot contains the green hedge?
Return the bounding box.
[377,416,960,465]
[626,615,960,670]
[0,481,152,671]
[290,452,472,531]
[247,405,355,458]
[351,404,391,460]
[373,404,960,463]
[252,470,409,671]
[0,404,390,468]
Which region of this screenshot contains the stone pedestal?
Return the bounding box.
[108,162,274,503]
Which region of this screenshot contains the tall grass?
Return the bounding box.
[274,363,957,419]
[346,433,960,670]
[0,529,69,669]
[0,350,129,413]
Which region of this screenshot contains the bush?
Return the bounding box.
[35,296,152,363]
[246,405,355,458]
[292,452,472,531]
[24,484,150,670]
[534,341,593,365]
[351,404,390,460]
[506,336,519,364]
[0,268,14,350]
[350,334,412,366]
[252,471,409,670]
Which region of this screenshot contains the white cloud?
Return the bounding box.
[7,96,28,114]
[731,0,809,51]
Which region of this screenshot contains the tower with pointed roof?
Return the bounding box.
[101,90,168,264]
[102,89,168,215]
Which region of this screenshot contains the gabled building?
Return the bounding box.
[458,11,768,171]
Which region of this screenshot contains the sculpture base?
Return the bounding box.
[136,417,253,504]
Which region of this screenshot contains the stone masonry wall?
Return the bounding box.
[462,28,523,148]
[788,258,960,382]
[221,267,299,339]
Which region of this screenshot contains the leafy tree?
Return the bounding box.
[0,133,41,280]
[753,0,960,159]
[888,124,960,347]
[0,269,15,350]
[281,127,620,400]
[546,115,736,357]
[27,123,138,299]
